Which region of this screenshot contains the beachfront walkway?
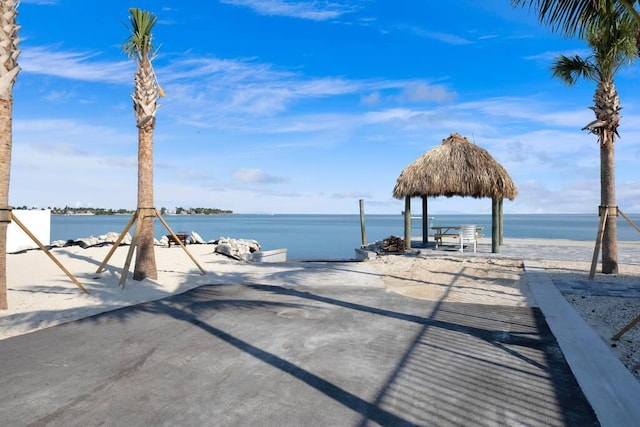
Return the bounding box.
[0,261,598,426]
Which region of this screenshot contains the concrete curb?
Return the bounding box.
[524,261,640,427]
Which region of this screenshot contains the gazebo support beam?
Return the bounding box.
[422,196,428,244]
[404,196,411,249]
[492,198,499,253]
[499,197,504,246]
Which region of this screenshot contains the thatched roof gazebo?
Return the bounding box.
[393,133,518,253]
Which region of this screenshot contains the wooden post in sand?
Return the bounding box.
[359,199,366,247]
[404,197,411,249]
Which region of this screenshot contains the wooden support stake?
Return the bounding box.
[618,209,640,235]
[589,207,609,280]
[155,209,206,274]
[610,207,640,339]
[120,214,143,287]
[97,207,207,287]
[612,314,640,341]
[11,214,88,294]
[96,210,138,274]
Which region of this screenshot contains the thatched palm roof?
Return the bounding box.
[393,133,518,201]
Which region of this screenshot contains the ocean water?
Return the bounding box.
[50,213,640,261]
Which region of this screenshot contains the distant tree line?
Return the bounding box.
[48,207,134,215]
[167,207,233,215]
[31,206,234,215]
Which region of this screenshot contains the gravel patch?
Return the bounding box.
[543,260,640,381]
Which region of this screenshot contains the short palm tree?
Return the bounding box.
[551,9,637,273]
[0,0,20,310]
[124,8,163,280]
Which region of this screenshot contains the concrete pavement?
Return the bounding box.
[0,260,599,426]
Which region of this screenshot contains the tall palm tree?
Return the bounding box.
[514,0,639,274]
[552,10,637,273]
[124,8,163,281]
[0,0,20,310]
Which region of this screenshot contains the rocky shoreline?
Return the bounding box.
[45,231,262,261]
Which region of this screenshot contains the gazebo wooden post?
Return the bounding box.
[492,198,499,253]
[422,196,428,244]
[404,196,411,249]
[499,197,504,246]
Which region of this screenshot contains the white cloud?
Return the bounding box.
[232,168,287,184]
[20,46,133,84]
[332,191,371,199]
[159,56,457,124]
[361,92,380,106]
[401,25,473,45]
[159,57,361,118]
[525,49,591,62]
[220,0,355,21]
[396,82,456,103]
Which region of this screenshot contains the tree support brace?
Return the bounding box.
[589,205,640,340]
[1,207,88,294]
[96,207,206,287]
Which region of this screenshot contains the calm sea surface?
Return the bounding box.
[50,213,640,261]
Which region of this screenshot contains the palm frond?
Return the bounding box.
[512,0,639,37]
[551,54,597,85]
[123,8,158,61]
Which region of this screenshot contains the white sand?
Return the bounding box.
[1,244,638,382]
[1,245,287,339]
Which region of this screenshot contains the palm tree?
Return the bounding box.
[514,1,638,274]
[553,11,637,273]
[124,8,163,281]
[0,0,20,310]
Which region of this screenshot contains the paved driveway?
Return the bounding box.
[0,276,597,426]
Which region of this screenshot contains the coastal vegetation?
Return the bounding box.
[513,0,640,274]
[45,206,233,215]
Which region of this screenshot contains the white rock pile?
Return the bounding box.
[213,237,261,260]
[50,232,133,249]
[48,231,261,261]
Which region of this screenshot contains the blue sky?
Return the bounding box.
[10,0,640,214]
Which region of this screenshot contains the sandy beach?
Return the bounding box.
[1,240,639,384]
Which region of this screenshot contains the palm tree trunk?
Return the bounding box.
[600,130,618,274]
[0,99,12,309]
[133,124,157,280]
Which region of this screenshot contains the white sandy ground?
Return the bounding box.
[0,245,298,339]
[1,244,638,383]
